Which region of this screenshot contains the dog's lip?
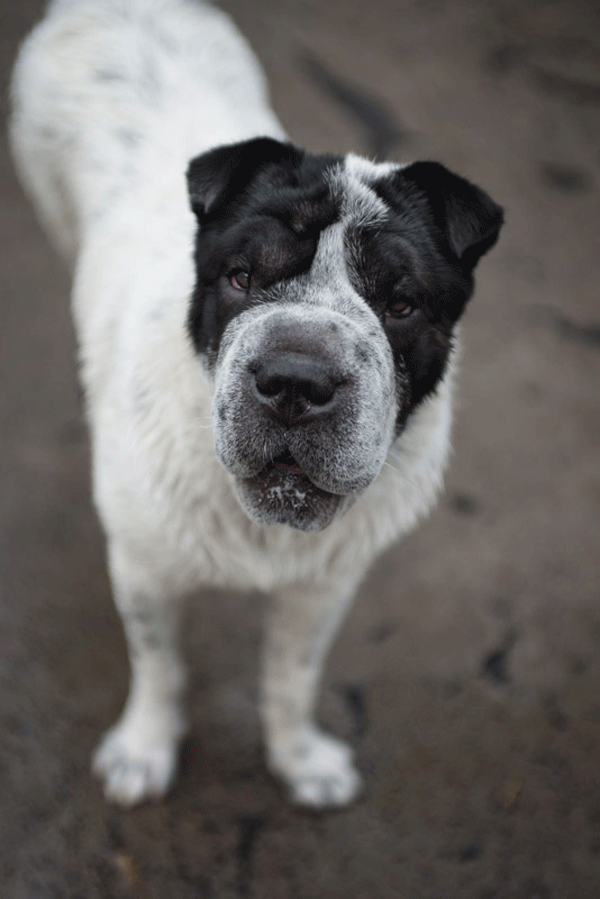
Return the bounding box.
[234,450,369,498]
[252,450,357,497]
[237,450,357,497]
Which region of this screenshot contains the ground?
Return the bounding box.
[1,0,600,897]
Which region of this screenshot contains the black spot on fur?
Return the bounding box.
[125,598,166,652]
[115,128,141,148]
[141,55,161,98]
[354,340,371,364]
[94,67,126,82]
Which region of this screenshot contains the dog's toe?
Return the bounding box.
[92,722,178,807]
[290,766,362,807]
[271,727,363,808]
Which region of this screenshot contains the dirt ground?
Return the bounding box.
[1,0,600,896]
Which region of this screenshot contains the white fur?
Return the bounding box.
[10,0,454,807]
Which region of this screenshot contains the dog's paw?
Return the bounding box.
[270,727,362,808]
[92,718,180,808]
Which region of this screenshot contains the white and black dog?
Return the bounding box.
[10,0,502,808]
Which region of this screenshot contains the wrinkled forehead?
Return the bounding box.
[334,154,398,223]
[304,155,398,288]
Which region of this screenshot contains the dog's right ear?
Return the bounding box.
[187,137,302,221]
[399,161,504,271]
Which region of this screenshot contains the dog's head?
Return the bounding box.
[187,138,502,531]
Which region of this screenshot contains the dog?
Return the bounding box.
[10,0,503,808]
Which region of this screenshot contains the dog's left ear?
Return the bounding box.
[400,161,504,271]
[187,137,302,221]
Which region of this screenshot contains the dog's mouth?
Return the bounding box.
[261,450,306,477]
[255,448,322,499]
[233,448,346,531]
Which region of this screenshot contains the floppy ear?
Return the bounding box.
[186,137,302,221]
[400,161,503,270]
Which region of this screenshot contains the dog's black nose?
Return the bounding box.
[253,351,339,426]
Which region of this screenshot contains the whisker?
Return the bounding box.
[387,451,405,465]
[383,453,423,490]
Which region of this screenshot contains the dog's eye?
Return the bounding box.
[386,299,413,319]
[229,271,250,291]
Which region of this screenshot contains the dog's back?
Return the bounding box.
[10,0,283,265]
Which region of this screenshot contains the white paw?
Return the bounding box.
[269,728,362,808]
[92,715,181,808]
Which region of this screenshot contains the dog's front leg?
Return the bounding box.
[261,575,364,808]
[92,541,186,807]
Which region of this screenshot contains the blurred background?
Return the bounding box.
[1,0,599,896]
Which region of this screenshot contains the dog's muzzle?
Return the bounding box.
[212,309,397,531]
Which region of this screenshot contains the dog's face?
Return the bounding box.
[187,139,502,531]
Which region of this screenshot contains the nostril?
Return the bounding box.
[255,372,285,398]
[252,351,340,423]
[254,371,336,406]
[302,377,335,406]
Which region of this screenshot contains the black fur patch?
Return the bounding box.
[367,161,503,410]
[187,138,341,362]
